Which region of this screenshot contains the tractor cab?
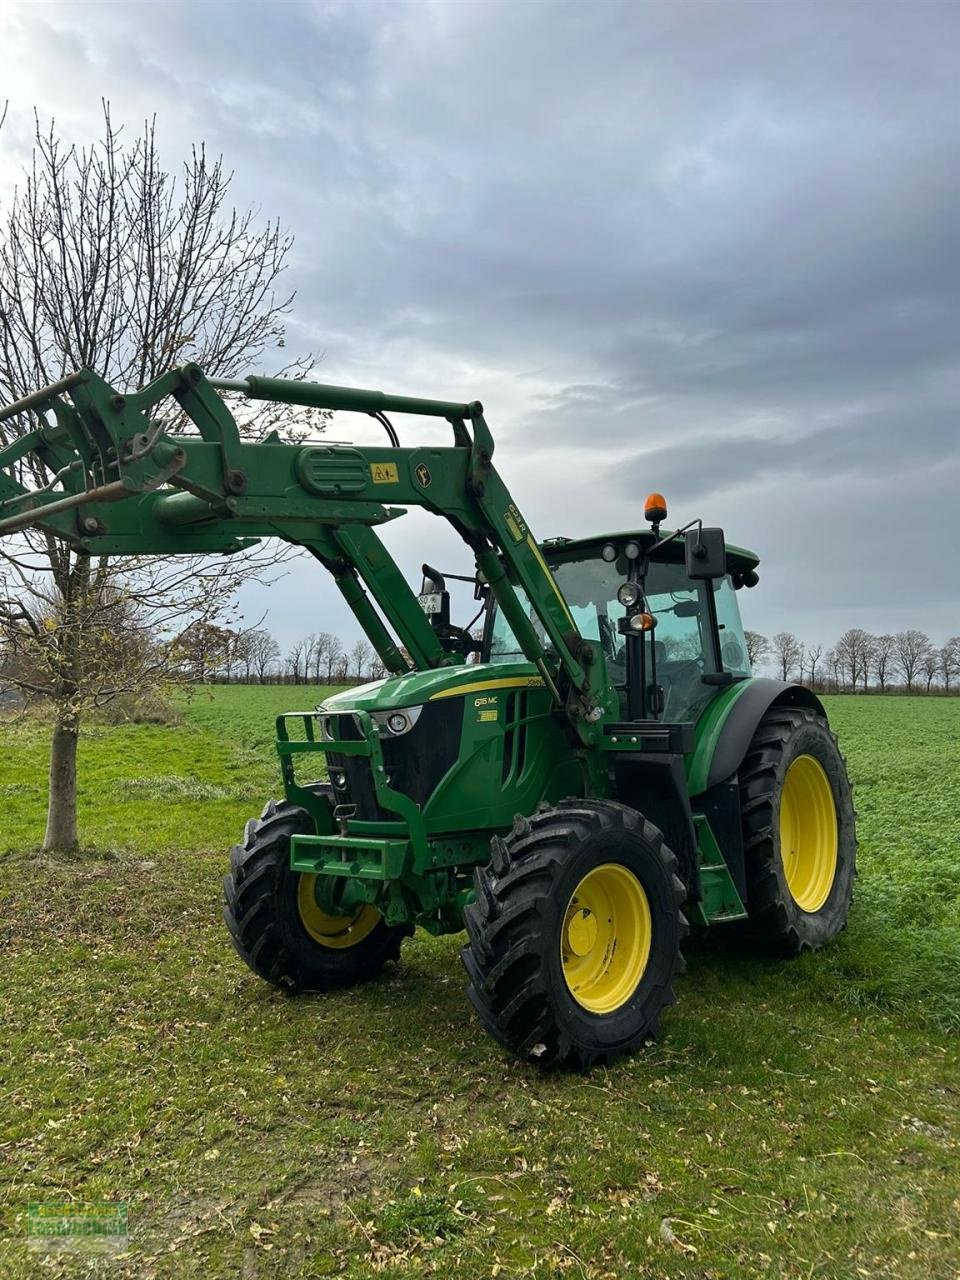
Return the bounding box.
[483,529,760,724]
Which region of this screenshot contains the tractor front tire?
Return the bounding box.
[223,790,410,992]
[462,799,687,1071]
[739,707,856,953]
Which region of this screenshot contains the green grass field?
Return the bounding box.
[1,688,957,1279]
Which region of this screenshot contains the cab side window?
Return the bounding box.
[713,576,751,675]
[647,587,705,664]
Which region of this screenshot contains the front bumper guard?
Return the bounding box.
[276,707,426,879]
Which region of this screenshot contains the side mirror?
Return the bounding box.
[685,527,727,580]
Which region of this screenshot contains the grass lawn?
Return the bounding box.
[0,688,957,1279]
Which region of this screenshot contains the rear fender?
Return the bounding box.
[686,678,825,797]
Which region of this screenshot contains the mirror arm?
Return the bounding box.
[640,518,702,577]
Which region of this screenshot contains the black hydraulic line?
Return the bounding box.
[368,411,400,448]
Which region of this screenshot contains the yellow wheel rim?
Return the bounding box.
[560,863,652,1014]
[779,754,838,913]
[296,874,380,949]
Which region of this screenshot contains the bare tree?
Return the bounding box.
[894,630,932,692]
[860,633,876,692]
[806,642,824,687]
[921,648,939,694]
[350,639,371,680]
[234,628,258,682]
[286,637,307,684]
[871,633,896,692]
[833,631,853,691]
[744,630,770,669]
[325,635,344,683]
[307,631,332,685]
[0,107,320,851]
[835,628,873,694]
[249,629,279,683]
[941,637,960,695]
[824,647,841,693]
[772,631,803,681]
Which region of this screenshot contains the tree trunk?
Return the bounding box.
[40,550,88,854]
[43,710,79,853]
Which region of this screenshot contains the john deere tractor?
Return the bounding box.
[0,366,856,1069]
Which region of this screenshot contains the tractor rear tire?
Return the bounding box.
[223,789,410,992]
[461,799,687,1071]
[739,707,856,954]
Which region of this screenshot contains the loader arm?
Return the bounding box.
[0,363,607,740]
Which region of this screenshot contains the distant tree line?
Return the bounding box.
[170,622,960,695]
[169,624,385,685]
[745,629,960,695]
[167,621,960,692]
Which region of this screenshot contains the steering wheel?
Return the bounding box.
[659,656,704,720]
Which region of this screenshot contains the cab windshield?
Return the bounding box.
[486,554,751,722]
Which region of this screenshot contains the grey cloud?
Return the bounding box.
[610,402,958,505]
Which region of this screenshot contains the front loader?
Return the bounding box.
[0,366,856,1069]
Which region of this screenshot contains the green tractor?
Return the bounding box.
[0,366,856,1069]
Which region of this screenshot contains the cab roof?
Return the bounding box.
[540,529,760,573]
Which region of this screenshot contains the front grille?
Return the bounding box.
[326,699,465,821]
[326,751,388,820]
[328,713,363,741]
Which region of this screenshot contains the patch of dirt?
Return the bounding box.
[263,1150,378,1213]
[901,1115,951,1142]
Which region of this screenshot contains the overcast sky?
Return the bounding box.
[1,0,957,658]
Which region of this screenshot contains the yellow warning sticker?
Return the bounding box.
[477,709,499,723]
[370,462,399,484]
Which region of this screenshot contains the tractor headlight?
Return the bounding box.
[617,581,641,609]
[371,705,424,736]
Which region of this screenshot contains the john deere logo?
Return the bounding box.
[415,463,432,488]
